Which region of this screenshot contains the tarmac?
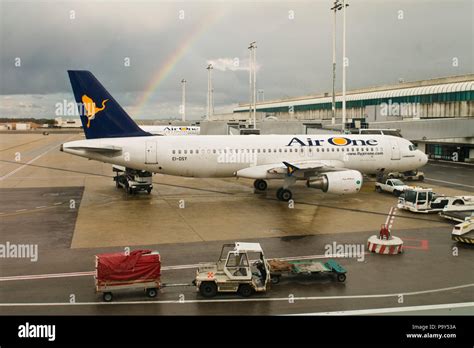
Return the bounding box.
[0,132,473,315]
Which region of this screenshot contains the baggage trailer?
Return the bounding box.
[268,258,347,284]
[95,250,161,302]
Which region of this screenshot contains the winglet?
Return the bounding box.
[283,161,299,176]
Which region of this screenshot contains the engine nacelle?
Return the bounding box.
[306,170,363,194]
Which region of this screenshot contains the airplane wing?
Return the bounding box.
[236,160,347,179]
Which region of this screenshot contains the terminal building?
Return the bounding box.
[203,74,474,163]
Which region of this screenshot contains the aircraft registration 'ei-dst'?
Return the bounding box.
[61,71,428,201]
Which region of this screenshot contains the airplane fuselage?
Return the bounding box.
[62,134,427,178]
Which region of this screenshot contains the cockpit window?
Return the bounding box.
[408,144,417,151]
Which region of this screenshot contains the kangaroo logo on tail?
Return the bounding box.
[81,95,109,128]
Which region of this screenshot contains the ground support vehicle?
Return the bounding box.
[95,250,161,302]
[268,258,347,284]
[387,170,424,181]
[451,219,474,244]
[113,165,153,194]
[397,187,474,213]
[375,178,411,197]
[194,242,347,298]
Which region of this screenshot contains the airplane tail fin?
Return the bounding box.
[67,70,151,139]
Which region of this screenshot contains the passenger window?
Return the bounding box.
[284,149,288,153]
[257,149,260,153]
[279,149,282,152]
[263,149,266,153]
[213,149,216,154]
[172,150,176,154]
[190,150,193,154]
[332,148,335,152]
[178,150,182,154]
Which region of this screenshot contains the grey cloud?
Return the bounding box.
[0,0,472,120]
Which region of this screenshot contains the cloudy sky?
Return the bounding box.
[0,0,472,120]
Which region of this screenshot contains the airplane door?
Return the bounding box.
[145,141,158,164]
[390,139,401,160]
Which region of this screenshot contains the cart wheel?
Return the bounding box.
[238,284,254,297]
[147,187,152,194]
[393,190,401,197]
[418,176,424,181]
[271,276,280,284]
[103,292,113,302]
[199,282,217,298]
[337,273,346,282]
[375,186,382,193]
[146,288,158,298]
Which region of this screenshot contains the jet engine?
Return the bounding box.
[306,170,363,194]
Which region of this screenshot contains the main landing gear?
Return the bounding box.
[276,188,292,202]
[253,179,293,202]
[253,179,268,191]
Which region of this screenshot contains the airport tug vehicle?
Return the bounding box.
[397,187,474,213]
[387,170,424,182]
[113,165,153,194]
[194,242,347,298]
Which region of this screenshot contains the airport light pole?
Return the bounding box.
[181,79,186,122]
[341,0,348,132]
[248,41,257,129]
[206,64,213,120]
[330,1,343,126]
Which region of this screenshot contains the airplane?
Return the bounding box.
[140,125,200,136]
[61,71,428,201]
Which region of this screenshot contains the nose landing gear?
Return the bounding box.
[253,179,268,191]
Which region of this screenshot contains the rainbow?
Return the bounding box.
[134,10,225,116]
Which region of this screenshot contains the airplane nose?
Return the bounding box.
[420,152,428,165]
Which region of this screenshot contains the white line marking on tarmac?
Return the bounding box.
[15,209,27,212]
[425,177,474,189]
[0,135,75,181]
[36,206,47,209]
[294,302,474,315]
[53,202,63,205]
[0,284,472,307]
[0,253,361,282]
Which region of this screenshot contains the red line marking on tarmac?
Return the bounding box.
[402,238,429,251]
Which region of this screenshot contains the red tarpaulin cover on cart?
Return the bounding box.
[96,250,161,282]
